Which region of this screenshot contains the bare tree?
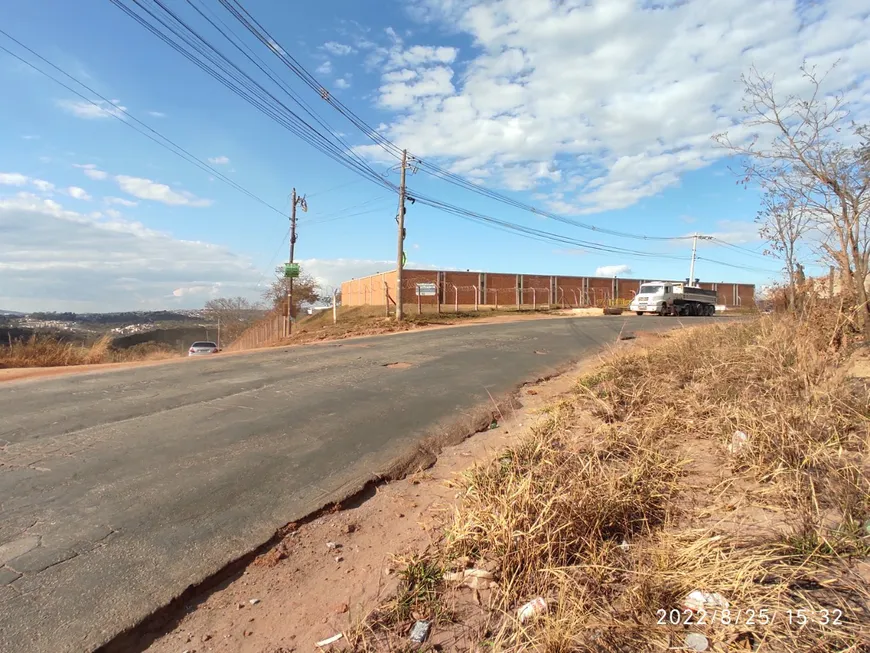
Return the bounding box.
[202,296,264,343]
[756,188,811,310]
[715,64,870,334]
[262,266,321,318]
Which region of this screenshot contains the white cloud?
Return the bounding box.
[387,45,457,69]
[114,175,212,207]
[334,77,351,90]
[148,111,167,118]
[595,264,632,277]
[322,41,355,56]
[0,173,29,186]
[0,193,261,312]
[317,60,333,75]
[67,186,92,201]
[362,0,870,214]
[105,208,123,219]
[1,173,57,194]
[74,163,109,180]
[379,66,455,109]
[21,135,39,140]
[57,98,126,120]
[700,220,762,245]
[32,179,55,193]
[105,196,138,207]
[207,155,230,165]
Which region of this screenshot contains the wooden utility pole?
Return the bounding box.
[395,149,408,321]
[286,188,307,336]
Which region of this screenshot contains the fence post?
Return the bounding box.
[436,280,441,314]
[494,288,499,310]
[571,289,578,307]
[453,285,458,312]
[473,286,479,312]
[532,287,536,311]
[547,287,552,310]
[384,281,389,317]
[417,290,421,315]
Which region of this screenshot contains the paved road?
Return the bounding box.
[0,315,718,652]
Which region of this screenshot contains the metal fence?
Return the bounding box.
[400,282,620,314]
[224,311,285,352]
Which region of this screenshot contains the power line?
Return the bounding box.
[108,0,396,194]
[218,0,701,243]
[709,237,769,260]
[101,3,778,276]
[0,29,290,217]
[304,205,391,227]
[696,256,780,274]
[299,194,392,225]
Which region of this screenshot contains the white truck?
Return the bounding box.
[629,281,717,316]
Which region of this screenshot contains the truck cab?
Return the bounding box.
[631,282,670,315]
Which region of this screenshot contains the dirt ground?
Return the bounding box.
[132,340,634,653]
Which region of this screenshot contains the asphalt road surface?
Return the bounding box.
[0,315,720,652]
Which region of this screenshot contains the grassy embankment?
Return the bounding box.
[355,306,870,651]
[0,334,179,368]
[276,305,577,346]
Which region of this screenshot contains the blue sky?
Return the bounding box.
[1,0,867,311]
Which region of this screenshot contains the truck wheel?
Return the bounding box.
[636,311,643,316]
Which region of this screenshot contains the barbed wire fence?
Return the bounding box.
[223,310,285,352]
[375,281,624,314]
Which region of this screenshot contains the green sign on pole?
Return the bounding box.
[284,262,300,278]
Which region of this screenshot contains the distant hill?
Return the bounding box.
[25,310,205,324]
[0,310,25,317]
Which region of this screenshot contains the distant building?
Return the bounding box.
[341,268,755,309]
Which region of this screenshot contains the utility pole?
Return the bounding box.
[395,149,408,321]
[286,188,307,336]
[689,233,712,285]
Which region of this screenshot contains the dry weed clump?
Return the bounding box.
[0,334,179,368]
[367,311,869,652]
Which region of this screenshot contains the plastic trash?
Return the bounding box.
[682,590,729,613]
[684,633,709,651]
[315,633,343,647]
[248,598,260,605]
[517,597,548,623]
[464,569,494,580]
[727,430,749,454]
[409,620,431,644]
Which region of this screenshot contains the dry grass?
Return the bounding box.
[358,301,870,652]
[0,334,180,368]
[276,305,567,347]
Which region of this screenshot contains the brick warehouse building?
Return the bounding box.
[341,269,756,310]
